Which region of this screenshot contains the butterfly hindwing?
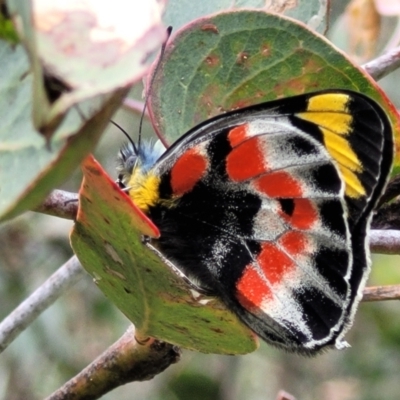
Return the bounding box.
[125,90,393,354]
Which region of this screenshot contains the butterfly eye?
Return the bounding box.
[125,154,137,174]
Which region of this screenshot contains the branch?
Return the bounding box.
[34,191,400,255]
[363,45,400,80]
[364,231,400,302]
[369,230,400,254]
[363,285,400,302]
[46,326,181,400]
[31,190,400,310]
[34,189,78,220]
[0,256,85,353]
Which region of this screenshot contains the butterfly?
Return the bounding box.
[117,90,393,355]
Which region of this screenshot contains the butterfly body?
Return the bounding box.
[118,90,393,355]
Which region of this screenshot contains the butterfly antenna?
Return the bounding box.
[110,120,138,155]
[138,26,173,151]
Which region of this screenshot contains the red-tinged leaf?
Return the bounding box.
[70,156,258,355]
[148,10,400,165]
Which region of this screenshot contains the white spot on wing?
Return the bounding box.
[252,199,286,241]
[260,292,313,341]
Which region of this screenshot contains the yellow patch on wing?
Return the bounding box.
[321,128,362,173]
[339,166,366,199]
[306,93,350,112]
[128,169,161,214]
[296,112,352,136]
[296,93,366,199]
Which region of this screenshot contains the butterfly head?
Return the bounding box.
[117,140,163,186]
[117,140,165,213]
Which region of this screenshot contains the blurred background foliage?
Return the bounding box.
[1,1,400,399]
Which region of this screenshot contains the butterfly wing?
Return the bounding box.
[140,90,392,354]
[285,91,393,347]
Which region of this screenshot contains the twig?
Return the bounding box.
[363,285,400,302]
[370,230,400,254]
[363,45,400,80]
[276,390,297,400]
[46,326,181,400]
[0,256,85,353]
[122,98,148,116]
[34,189,78,220]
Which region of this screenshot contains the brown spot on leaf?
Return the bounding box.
[261,44,271,57]
[273,79,306,96]
[236,51,250,66]
[302,55,325,74]
[201,23,219,34]
[204,53,220,68]
[198,84,223,118]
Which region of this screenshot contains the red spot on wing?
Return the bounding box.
[226,136,269,181]
[278,231,308,256]
[236,267,272,312]
[254,171,303,197]
[280,199,318,230]
[228,124,249,147]
[258,243,295,285]
[236,242,296,312]
[170,148,208,196]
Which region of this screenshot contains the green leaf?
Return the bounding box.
[0,14,19,44]
[0,40,128,222]
[70,156,258,354]
[149,11,400,146]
